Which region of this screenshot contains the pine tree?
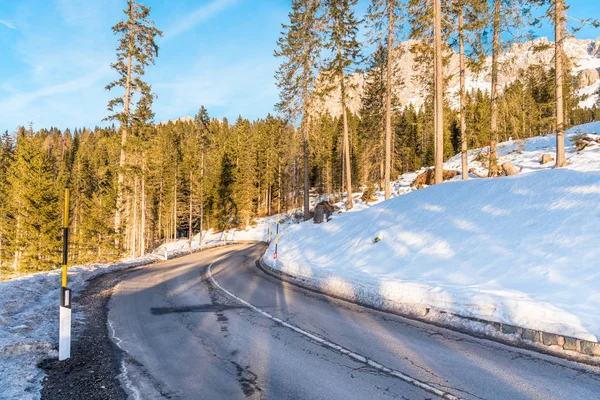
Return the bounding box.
[433,0,444,183]
[553,0,567,167]
[407,0,446,184]
[366,0,404,198]
[359,45,400,186]
[322,0,361,208]
[7,129,61,273]
[129,87,156,256]
[194,106,211,244]
[487,0,531,176]
[105,0,162,247]
[0,131,14,276]
[359,45,387,186]
[447,0,487,179]
[275,0,321,221]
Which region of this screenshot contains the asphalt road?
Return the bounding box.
[108,242,600,399]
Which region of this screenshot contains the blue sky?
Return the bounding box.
[0,0,597,133]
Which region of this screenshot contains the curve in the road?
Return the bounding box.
[208,255,461,400]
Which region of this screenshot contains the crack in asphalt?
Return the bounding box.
[150,304,246,315]
[208,257,464,400]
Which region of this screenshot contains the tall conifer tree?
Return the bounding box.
[275,0,321,221]
[106,0,161,245]
[433,0,444,184]
[366,0,404,198]
[322,0,361,208]
[448,0,487,179]
[486,0,530,176]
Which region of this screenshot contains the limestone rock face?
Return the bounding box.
[579,68,600,88]
[312,37,600,116]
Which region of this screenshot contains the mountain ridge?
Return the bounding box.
[314,36,600,117]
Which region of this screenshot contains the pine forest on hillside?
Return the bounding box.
[0,0,599,278]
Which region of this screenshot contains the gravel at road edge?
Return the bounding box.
[38,267,139,400]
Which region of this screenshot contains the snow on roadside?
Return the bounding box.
[0,209,297,400]
[0,240,232,399]
[264,122,600,343]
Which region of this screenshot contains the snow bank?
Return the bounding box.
[0,240,231,399]
[198,215,296,243]
[264,122,600,343]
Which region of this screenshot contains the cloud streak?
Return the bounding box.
[0,66,110,114]
[0,20,16,30]
[162,0,238,42]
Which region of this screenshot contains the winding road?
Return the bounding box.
[108,243,600,399]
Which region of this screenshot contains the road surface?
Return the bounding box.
[108,243,600,399]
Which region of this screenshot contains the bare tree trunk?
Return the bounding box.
[555,0,567,167]
[339,52,353,209]
[199,151,204,245]
[188,170,193,248]
[141,171,146,256]
[459,6,468,180]
[115,4,134,245]
[278,161,282,216]
[342,107,353,209]
[265,159,270,215]
[173,172,177,241]
[132,176,138,258]
[292,157,297,209]
[489,0,501,177]
[302,42,311,220]
[12,213,21,273]
[433,0,444,184]
[303,119,310,219]
[384,2,394,199]
[158,178,163,242]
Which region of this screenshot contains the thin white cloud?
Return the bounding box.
[163,0,238,42]
[0,66,110,114]
[0,20,16,30]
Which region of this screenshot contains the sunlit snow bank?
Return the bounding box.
[264,122,600,343]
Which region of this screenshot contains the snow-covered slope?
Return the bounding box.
[264,122,600,343]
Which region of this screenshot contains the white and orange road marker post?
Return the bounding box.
[59,188,72,361]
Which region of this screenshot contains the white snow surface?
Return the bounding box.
[264,122,600,343]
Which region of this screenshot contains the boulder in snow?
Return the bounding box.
[411,169,459,188]
[501,161,521,176]
[541,154,554,164]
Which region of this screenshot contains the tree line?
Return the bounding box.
[0,115,297,276]
[0,0,598,276]
[275,0,599,219]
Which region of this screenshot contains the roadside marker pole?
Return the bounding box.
[59,188,72,361]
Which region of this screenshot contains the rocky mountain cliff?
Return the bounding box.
[316,37,600,117]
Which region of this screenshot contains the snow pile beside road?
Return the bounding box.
[196,215,296,243]
[0,240,231,399]
[264,122,600,343]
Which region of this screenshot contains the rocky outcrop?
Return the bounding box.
[411,169,458,188]
[313,37,600,117]
[579,68,600,88]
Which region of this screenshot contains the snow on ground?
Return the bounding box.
[264,122,600,343]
